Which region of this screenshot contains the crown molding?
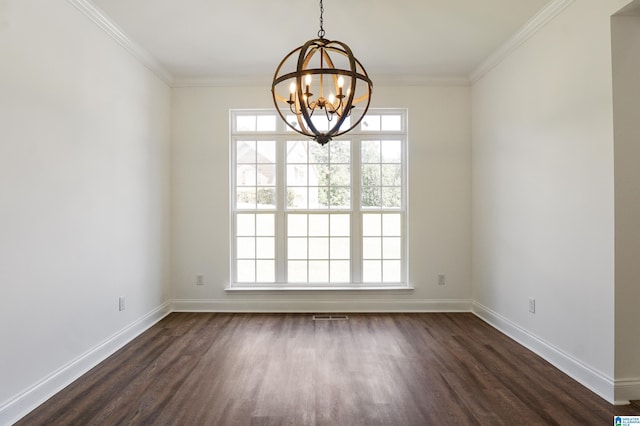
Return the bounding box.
[66,0,469,89]
[469,0,576,83]
[615,0,640,16]
[373,74,470,87]
[172,74,470,89]
[172,76,272,88]
[67,0,174,85]
[70,0,566,89]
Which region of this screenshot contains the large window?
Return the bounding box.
[230,109,407,288]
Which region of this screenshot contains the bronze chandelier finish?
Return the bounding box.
[271,1,373,145]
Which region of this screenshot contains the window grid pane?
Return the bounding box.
[236,140,276,210]
[287,140,351,210]
[286,213,351,283]
[235,213,275,283]
[362,213,403,283]
[361,140,402,210]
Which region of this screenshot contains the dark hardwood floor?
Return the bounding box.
[16,313,640,425]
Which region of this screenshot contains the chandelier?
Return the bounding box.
[271,0,373,145]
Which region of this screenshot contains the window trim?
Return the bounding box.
[228,108,410,291]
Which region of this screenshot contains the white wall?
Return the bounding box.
[0,1,171,422]
[612,5,640,399]
[472,0,638,403]
[5,0,636,421]
[171,84,472,310]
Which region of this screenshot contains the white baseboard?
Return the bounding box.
[0,301,172,426]
[171,298,473,313]
[4,298,635,426]
[615,378,640,405]
[471,301,619,404]
[0,297,468,425]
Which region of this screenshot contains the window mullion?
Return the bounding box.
[276,138,287,283]
[231,213,237,284]
[230,136,237,285]
[351,138,362,284]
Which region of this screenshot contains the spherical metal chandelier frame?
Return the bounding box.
[271,2,373,146]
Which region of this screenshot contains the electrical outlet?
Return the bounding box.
[119,296,125,312]
[438,274,446,285]
[529,298,536,314]
[196,275,204,286]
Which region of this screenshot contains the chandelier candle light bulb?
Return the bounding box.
[289,82,296,102]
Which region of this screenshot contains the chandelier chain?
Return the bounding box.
[318,0,325,38]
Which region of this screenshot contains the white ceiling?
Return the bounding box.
[89,0,552,82]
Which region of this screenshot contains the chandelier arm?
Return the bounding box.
[324,108,334,122]
[273,98,312,139]
[330,97,342,116]
[289,102,300,116]
[272,92,307,138]
[332,84,372,138]
[295,110,307,132]
[324,112,349,139]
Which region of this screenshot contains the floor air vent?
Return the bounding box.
[312,314,349,320]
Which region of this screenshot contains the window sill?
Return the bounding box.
[225,285,414,292]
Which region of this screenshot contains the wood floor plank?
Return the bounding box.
[15,313,640,425]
